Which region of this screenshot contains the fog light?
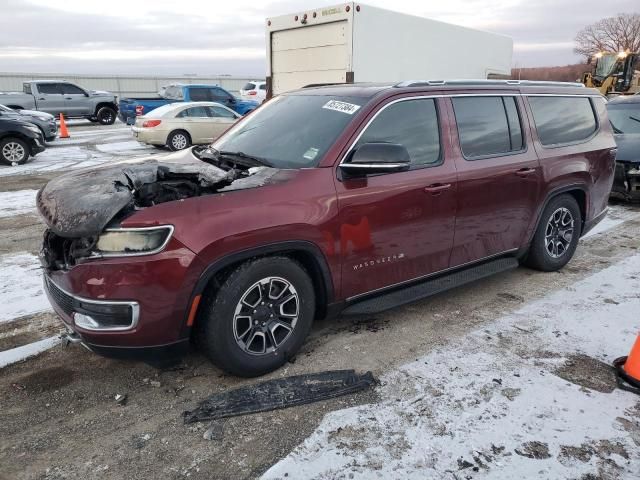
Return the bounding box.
[74,313,101,330]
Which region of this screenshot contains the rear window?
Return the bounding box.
[528,96,597,146]
[243,83,256,90]
[23,83,32,94]
[452,96,524,158]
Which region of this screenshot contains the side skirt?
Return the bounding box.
[341,257,519,316]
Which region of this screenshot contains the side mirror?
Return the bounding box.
[339,142,411,176]
[228,97,236,104]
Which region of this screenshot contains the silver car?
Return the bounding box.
[0,104,57,141]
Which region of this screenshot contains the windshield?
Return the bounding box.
[608,104,640,134]
[211,94,366,169]
[595,55,618,79]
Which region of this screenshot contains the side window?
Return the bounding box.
[37,83,61,94]
[452,96,524,158]
[211,88,232,102]
[207,106,237,119]
[61,83,86,95]
[528,97,597,146]
[259,84,266,91]
[189,88,212,102]
[353,98,441,168]
[177,107,209,118]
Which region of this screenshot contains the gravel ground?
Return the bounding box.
[0,123,639,479]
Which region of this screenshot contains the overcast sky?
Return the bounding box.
[1,0,636,76]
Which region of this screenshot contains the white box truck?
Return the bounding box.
[265,3,513,96]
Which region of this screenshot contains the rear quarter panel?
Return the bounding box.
[522,94,616,237]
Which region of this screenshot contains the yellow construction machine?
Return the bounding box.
[582,51,640,96]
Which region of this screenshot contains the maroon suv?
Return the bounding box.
[38,80,616,376]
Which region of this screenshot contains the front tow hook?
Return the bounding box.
[60,330,82,347]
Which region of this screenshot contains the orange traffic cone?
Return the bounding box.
[59,113,70,139]
[614,333,640,394]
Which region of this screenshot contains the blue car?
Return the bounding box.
[118,84,259,125]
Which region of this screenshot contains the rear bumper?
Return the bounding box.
[131,126,167,145]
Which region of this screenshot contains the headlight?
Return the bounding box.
[93,226,173,257]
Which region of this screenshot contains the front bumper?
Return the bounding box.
[42,236,205,355]
[611,161,640,201]
[29,136,46,155]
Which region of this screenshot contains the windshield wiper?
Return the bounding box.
[217,150,274,168]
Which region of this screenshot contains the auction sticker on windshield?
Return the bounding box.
[322,100,361,115]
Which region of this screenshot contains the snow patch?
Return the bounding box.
[95,140,154,153]
[0,190,37,218]
[0,253,51,323]
[264,255,640,479]
[0,336,60,368]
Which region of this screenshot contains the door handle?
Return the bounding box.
[38,98,46,100]
[424,183,452,195]
[515,168,536,177]
[65,97,73,100]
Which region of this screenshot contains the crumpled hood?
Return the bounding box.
[614,134,640,163]
[37,159,235,238]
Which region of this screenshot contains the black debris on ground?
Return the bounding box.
[183,370,377,424]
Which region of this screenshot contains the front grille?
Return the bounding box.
[45,276,74,316]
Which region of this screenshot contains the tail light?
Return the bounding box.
[142,119,161,128]
[248,91,257,95]
[135,105,144,116]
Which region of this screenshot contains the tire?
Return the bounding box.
[96,106,116,125]
[167,130,191,151]
[524,194,582,272]
[0,137,29,166]
[196,256,315,377]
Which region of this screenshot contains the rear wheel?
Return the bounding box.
[524,194,581,271]
[196,256,315,377]
[96,106,116,125]
[0,137,29,166]
[167,130,191,151]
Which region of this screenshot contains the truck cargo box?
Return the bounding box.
[266,3,513,96]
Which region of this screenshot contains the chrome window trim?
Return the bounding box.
[90,225,175,259]
[45,276,140,332]
[339,93,603,167]
[339,95,443,166]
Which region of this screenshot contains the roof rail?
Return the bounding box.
[394,79,586,88]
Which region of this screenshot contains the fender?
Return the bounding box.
[180,240,336,335]
[522,183,589,252]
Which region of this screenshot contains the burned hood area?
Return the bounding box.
[37,155,287,270]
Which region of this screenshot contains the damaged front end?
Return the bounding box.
[612,161,640,202]
[37,155,280,270]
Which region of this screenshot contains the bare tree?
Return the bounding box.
[574,13,640,60]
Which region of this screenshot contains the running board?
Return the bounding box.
[342,257,519,316]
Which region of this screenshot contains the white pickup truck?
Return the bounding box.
[0,80,119,125]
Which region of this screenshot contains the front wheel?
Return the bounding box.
[524,194,581,271]
[96,106,116,125]
[196,256,315,377]
[0,137,29,166]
